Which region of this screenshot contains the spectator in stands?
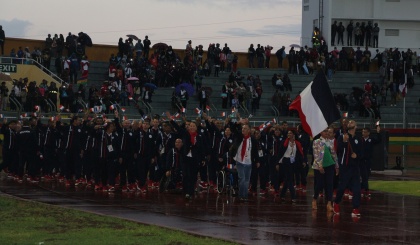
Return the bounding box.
[362,94,374,117]
[362,47,371,71]
[271,90,282,114]
[1,82,9,111]
[0,25,4,55]
[380,84,387,106]
[275,74,284,91]
[143,35,151,58]
[45,34,53,51]
[355,47,363,72]
[143,87,153,104]
[275,46,286,68]
[264,45,273,68]
[219,47,226,72]
[348,92,357,118]
[347,20,354,46]
[9,48,17,64]
[56,34,64,58]
[48,82,58,108]
[42,47,51,70]
[221,81,229,109]
[288,47,296,74]
[364,80,372,94]
[118,38,124,58]
[283,73,292,92]
[226,50,234,72]
[68,53,79,83]
[80,55,89,79]
[254,81,262,110]
[339,47,348,71]
[247,44,255,68]
[256,44,264,68]
[59,84,68,109]
[232,53,238,72]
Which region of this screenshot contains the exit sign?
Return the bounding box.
[0,64,17,73]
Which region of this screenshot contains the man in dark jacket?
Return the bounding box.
[333,120,363,218]
[360,126,381,197]
[0,25,5,55]
[17,119,40,182]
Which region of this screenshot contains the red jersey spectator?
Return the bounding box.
[364,80,372,94]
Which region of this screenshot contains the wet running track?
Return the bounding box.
[1,175,419,245]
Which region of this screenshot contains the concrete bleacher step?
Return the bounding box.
[45,60,419,124]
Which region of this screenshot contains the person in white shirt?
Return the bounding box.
[230,123,259,201]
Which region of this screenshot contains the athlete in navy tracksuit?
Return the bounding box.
[360,126,381,197]
[333,120,362,217]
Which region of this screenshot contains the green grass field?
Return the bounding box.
[0,195,235,245]
[369,181,420,197]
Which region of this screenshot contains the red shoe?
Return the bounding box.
[108,185,115,192]
[94,184,102,191]
[351,208,361,217]
[344,189,349,196]
[65,180,72,187]
[140,186,147,193]
[199,181,208,188]
[87,180,94,187]
[102,185,109,192]
[259,189,267,195]
[209,181,215,189]
[75,179,82,186]
[152,182,160,188]
[122,185,129,192]
[147,180,153,188]
[333,203,340,214]
[28,177,39,183]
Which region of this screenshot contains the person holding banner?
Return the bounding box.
[333,120,363,218]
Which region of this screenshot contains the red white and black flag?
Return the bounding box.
[289,72,341,137]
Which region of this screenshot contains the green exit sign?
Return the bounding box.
[0,64,17,73]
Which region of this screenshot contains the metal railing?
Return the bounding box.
[238,103,250,117]
[0,57,65,85]
[271,105,280,118]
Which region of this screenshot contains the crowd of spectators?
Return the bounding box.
[1,26,419,120]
